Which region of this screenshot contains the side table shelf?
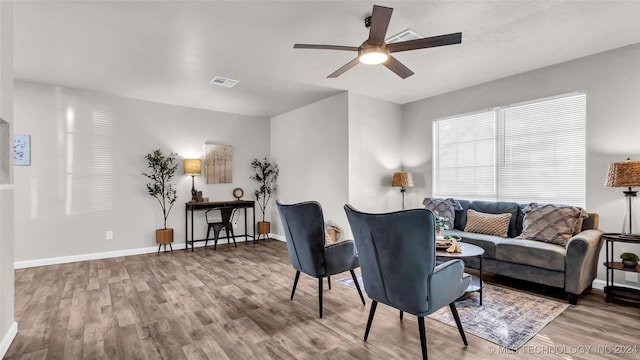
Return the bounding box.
[602,233,640,304]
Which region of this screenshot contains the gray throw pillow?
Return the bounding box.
[517,203,589,247]
[423,197,463,230]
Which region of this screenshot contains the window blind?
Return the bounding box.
[433,92,586,207]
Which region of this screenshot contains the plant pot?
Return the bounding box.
[622,259,638,267]
[258,221,271,235]
[156,228,174,244]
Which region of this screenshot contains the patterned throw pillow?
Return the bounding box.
[463,209,512,237]
[517,203,589,247]
[423,197,462,230]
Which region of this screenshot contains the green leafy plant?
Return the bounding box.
[620,252,639,262]
[250,157,279,222]
[434,211,449,231]
[141,149,178,229]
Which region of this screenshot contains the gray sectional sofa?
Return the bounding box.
[439,199,604,304]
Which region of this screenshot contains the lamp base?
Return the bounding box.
[622,189,639,236]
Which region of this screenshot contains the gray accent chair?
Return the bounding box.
[276,200,365,318]
[344,205,471,360]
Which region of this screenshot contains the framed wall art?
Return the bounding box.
[14,134,31,166]
[204,143,232,184]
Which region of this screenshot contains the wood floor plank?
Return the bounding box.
[6,240,640,359]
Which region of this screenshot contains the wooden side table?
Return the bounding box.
[602,233,640,303]
[436,242,485,305]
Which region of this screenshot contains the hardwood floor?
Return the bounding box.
[5,240,640,359]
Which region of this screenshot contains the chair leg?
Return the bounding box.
[364,300,377,341]
[449,302,468,346]
[213,228,220,250]
[205,225,211,248]
[318,277,323,318]
[400,311,403,321]
[290,271,300,301]
[418,316,428,360]
[350,270,365,305]
[157,244,161,254]
[328,276,331,290]
[169,243,173,253]
[230,226,237,247]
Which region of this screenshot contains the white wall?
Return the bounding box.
[270,92,350,236]
[13,80,270,262]
[347,92,403,213]
[402,44,640,286]
[0,1,16,356]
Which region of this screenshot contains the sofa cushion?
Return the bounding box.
[463,209,511,237]
[518,203,589,247]
[496,239,566,271]
[469,200,521,238]
[423,197,462,230]
[445,229,509,259]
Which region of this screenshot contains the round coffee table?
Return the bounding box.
[436,242,484,305]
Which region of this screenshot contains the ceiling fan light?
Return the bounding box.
[359,46,389,64]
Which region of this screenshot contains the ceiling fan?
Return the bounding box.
[294,5,462,79]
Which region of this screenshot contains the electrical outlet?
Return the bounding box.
[624,272,638,283]
[233,222,239,229]
[106,231,113,240]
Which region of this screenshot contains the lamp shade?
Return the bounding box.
[183,159,201,175]
[605,158,640,187]
[392,171,414,188]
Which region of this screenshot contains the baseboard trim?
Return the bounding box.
[14,237,254,269]
[270,233,285,242]
[0,321,18,358]
[592,279,640,291]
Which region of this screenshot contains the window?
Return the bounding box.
[433,92,586,207]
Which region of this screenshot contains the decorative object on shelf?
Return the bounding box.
[250,157,279,240]
[183,158,201,203]
[204,143,233,184]
[605,157,640,238]
[233,187,244,200]
[141,149,178,253]
[391,170,413,209]
[620,252,639,267]
[13,134,31,166]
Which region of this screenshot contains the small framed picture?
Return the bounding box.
[14,134,31,166]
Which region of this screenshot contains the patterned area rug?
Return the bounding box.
[336,275,569,350]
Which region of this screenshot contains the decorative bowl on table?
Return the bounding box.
[435,235,461,249]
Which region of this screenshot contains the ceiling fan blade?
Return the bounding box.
[294,44,359,51]
[383,56,414,79]
[388,32,462,53]
[368,5,393,45]
[327,58,360,78]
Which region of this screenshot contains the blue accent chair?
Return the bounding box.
[276,200,365,318]
[344,204,470,360]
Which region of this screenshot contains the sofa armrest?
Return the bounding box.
[565,229,604,295]
[427,259,471,313]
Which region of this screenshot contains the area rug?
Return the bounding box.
[336,275,569,350]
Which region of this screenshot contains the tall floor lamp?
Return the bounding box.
[605,157,640,238]
[184,159,202,203]
[392,171,414,210]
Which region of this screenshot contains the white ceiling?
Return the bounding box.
[13,1,640,118]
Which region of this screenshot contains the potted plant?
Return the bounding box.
[434,211,449,237]
[620,252,639,267]
[250,157,279,237]
[141,149,178,248]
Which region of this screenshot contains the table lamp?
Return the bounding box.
[605,157,640,238]
[184,159,202,203]
[392,170,414,210]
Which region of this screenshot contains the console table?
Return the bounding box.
[185,200,256,251]
[602,233,640,303]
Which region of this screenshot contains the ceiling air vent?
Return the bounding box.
[386,28,423,44]
[209,76,239,88]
